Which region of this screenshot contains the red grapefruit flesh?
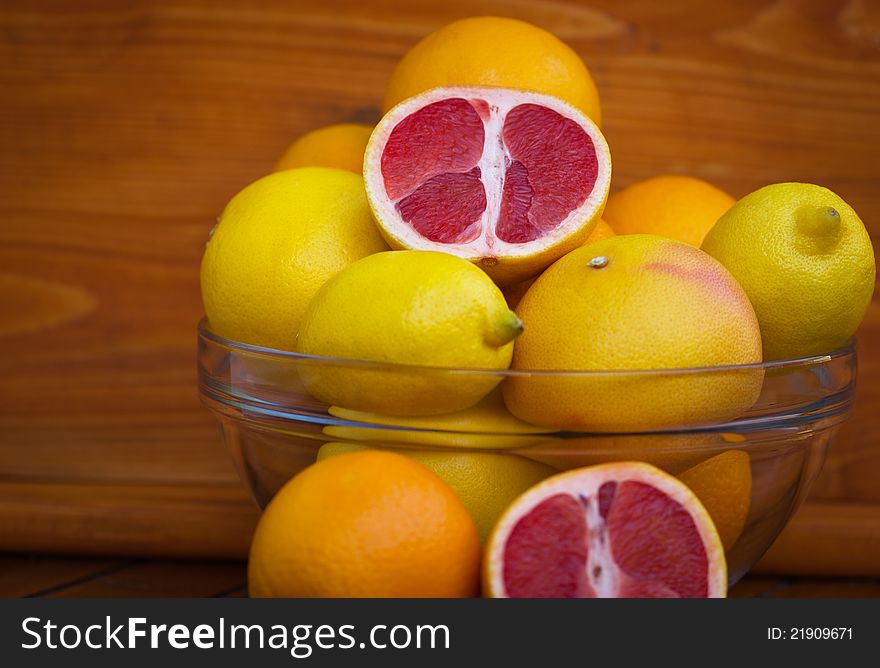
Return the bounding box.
[484,462,727,598]
[365,86,611,285]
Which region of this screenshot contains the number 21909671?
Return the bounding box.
[768,628,852,640]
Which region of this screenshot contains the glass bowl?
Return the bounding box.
[197,320,856,585]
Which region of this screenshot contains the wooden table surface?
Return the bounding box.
[1,0,879,579]
[2,556,879,598]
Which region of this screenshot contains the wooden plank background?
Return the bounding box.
[0,0,878,573]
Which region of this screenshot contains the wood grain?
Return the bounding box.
[0,0,878,569]
[0,481,257,559]
[730,575,880,598]
[2,555,878,598]
[755,501,880,577]
[46,560,247,598]
[0,556,122,598]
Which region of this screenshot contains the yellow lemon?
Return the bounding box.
[296,250,522,415]
[504,235,764,431]
[248,451,480,597]
[318,442,556,542]
[702,183,875,360]
[200,168,387,350]
[383,16,601,124]
[324,388,554,450]
[603,175,735,247]
[275,123,373,174]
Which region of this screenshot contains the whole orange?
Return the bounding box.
[678,450,752,551]
[248,451,480,598]
[383,17,601,124]
[584,218,616,244]
[275,123,373,174]
[603,175,735,247]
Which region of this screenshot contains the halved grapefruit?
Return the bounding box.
[364,86,611,285]
[484,462,727,598]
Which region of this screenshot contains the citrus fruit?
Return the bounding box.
[483,462,727,597]
[324,388,554,450]
[519,433,738,476]
[701,183,875,360]
[746,444,805,528]
[365,85,611,285]
[200,168,387,350]
[602,175,735,247]
[275,123,373,174]
[502,219,615,308]
[678,450,751,550]
[248,450,480,598]
[584,218,616,244]
[504,235,764,431]
[383,16,601,124]
[296,250,522,415]
[318,442,556,542]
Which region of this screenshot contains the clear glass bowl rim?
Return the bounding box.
[198,318,856,377]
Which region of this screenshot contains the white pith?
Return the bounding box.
[486,462,727,599]
[583,480,621,598]
[365,85,612,260]
[476,103,507,252]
